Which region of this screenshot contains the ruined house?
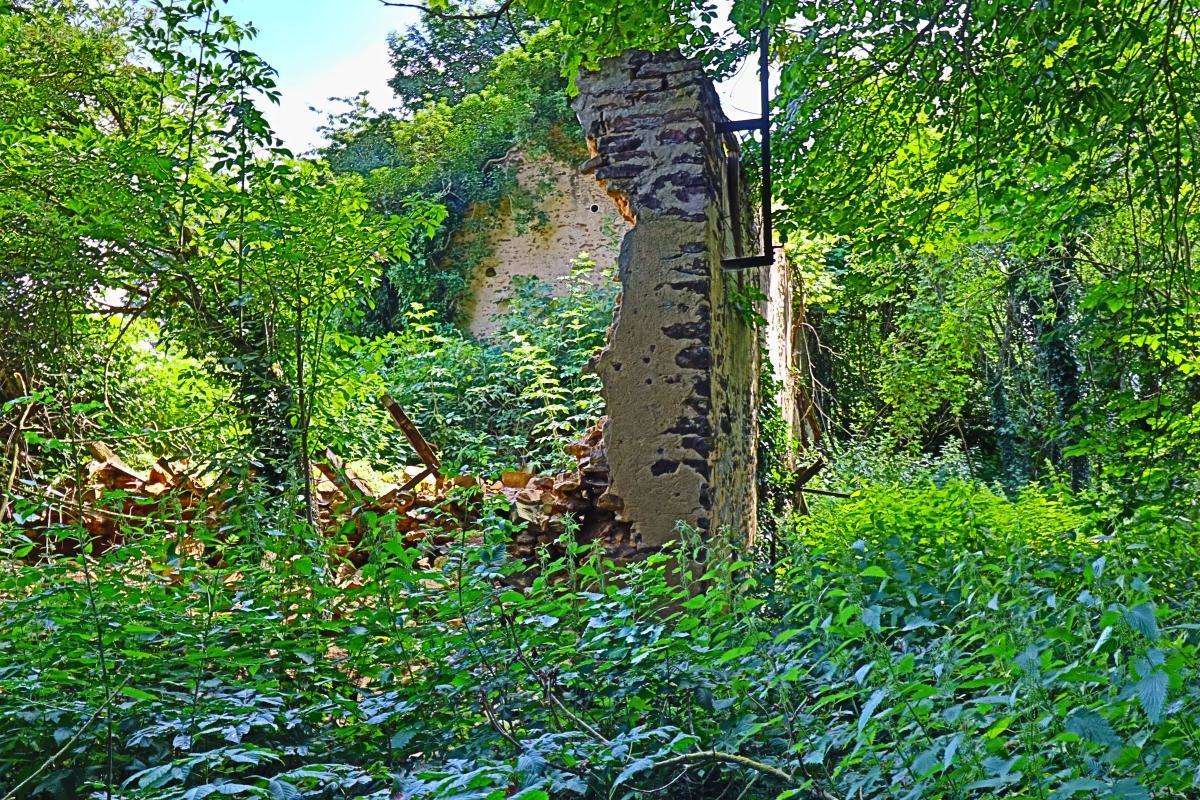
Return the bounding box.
[458,49,814,555]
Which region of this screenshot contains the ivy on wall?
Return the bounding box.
[323,24,586,331]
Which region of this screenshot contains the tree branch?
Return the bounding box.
[378,0,514,20]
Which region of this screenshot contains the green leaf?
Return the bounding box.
[119,686,157,702]
[1135,670,1167,723]
[390,728,417,749]
[857,688,887,735]
[861,605,882,632]
[860,565,889,579]
[1124,603,1159,641]
[717,645,754,665]
[983,715,1016,740]
[943,733,963,770]
[267,780,301,800]
[1065,709,1121,747]
[1051,778,1107,799]
[613,756,655,787]
[1107,779,1150,800]
[1091,625,1113,653]
[774,627,804,644]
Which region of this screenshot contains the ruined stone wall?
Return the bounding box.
[459,152,627,338]
[573,49,762,551]
[762,257,822,448]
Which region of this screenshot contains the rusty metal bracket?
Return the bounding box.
[722,0,774,271]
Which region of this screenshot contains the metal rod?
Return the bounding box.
[720,118,767,133]
[722,0,773,270]
[722,254,773,270]
[758,0,773,266]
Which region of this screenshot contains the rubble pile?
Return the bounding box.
[5,403,641,567]
[503,418,639,562]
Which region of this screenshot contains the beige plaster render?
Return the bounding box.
[459,151,627,338]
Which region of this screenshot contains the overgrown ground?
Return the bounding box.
[3,481,1197,800]
[5,1,1200,798]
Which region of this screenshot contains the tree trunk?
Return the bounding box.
[236,354,296,493]
[1041,244,1088,491]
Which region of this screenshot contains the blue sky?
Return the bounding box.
[222,0,768,152]
[223,0,417,152]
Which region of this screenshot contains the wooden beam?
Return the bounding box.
[397,466,436,494]
[380,395,440,472]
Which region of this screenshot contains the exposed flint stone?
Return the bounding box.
[675,346,712,370]
[604,132,646,152]
[657,126,707,145]
[596,163,644,180]
[668,415,712,438]
[596,491,624,512]
[578,155,605,175]
[650,459,680,476]
[634,60,696,78]
[662,321,708,339]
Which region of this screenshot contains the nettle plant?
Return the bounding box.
[4,480,1197,800]
[377,257,614,475]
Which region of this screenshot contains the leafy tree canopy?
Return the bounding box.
[387,0,545,108]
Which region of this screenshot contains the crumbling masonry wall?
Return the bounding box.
[573,50,762,551]
[460,151,628,338]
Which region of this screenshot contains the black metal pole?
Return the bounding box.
[758,0,780,567]
[759,0,773,266]
[720,0,774,270]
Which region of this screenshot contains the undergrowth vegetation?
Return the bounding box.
[4,0,1200,798]
[329,259,615,474]
[4,482,1197,799]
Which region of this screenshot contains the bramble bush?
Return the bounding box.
[3,480,1196,799]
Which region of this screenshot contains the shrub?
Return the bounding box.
[3,481,1196,799]
[315,260,615,476]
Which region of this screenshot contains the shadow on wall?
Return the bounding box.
[458,151,628,338]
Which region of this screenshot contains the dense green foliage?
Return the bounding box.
[0,0,597,493]
[768,0,1200,510]
[4,482,1197,799]
[314,260,615,475]
[4,0,1200,799]
[322,23,578,325]
[387,2,543,108]
[0,0,443,500]
[523,0,1200,513]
